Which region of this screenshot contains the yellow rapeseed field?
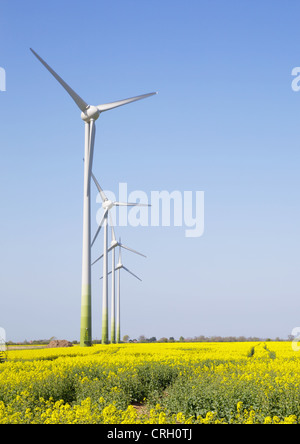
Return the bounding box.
[1,341,300,424]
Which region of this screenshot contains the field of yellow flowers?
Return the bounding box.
[1,341,300,424]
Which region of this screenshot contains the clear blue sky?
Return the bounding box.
[0,0,300,342]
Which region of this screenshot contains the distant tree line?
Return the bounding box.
[6,334,289,346]
[122,335,286,343]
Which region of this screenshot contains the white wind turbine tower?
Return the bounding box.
[30,49,156,346]
[91,173,147,344]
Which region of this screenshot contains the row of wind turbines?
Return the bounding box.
[30,48,157,346]
[91,173,149,344]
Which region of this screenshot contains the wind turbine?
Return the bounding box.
[115,240,142,343]
[30,49,157,346]
[91,173,147,344]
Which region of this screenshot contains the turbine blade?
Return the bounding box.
[119,243,146,258]
[100,271,112,280]
[92,254,103,266]
[92,256,101,266]
[30,48,89,112]
[107,245,114,254]
[91,172,108,202]
[91,210,107,247]
[123,266,142,282]
[97,92,157,113]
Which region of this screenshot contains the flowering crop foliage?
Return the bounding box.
[0,342,300,424]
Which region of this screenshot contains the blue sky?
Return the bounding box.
[0,0,300,342]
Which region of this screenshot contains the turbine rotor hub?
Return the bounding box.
[102,200,114,211]
[81,105,100,122]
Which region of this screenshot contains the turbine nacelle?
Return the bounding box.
[110,239,118,249]
[81,105,100,122]
[102,200,115,211]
